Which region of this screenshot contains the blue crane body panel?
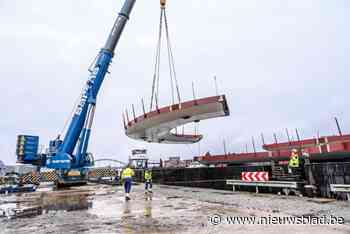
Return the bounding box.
[16,135,40,164]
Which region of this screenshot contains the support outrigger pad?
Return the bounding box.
[124,95,230,144]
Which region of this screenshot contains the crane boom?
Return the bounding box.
[46,0,136,173]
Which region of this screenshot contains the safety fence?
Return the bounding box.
[19,167,117,184]
[87,167,117,178]
[21,171,57,184]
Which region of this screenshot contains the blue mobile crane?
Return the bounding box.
[17,0,136,186]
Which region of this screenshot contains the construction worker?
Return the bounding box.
[144,169,153,193]
[121,164,135,201]
[114,169,120,185]
[288,149,300,174]
[302,151,310,165]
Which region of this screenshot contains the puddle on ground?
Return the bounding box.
[0,188,94,219]
[0,184,188,222]
[41,191,92,211]
[0,184,247,234]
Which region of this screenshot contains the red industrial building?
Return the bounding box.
[197,134,350,166]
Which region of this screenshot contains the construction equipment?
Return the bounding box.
[124,0,230,144]
[17,0,136,186]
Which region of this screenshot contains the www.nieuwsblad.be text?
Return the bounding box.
[208,214,345,225]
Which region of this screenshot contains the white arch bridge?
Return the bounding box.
[93,158,127,169]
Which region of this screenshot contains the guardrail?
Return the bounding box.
[330,184,350,193]
[226,179,304,195]
[330,184,350,200]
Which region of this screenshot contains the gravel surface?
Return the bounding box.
[0,184,349,234]
[159,185,350,222]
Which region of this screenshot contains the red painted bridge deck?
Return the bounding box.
[263,135,350,153]
[198,134,350,165]
[124,95,230,144]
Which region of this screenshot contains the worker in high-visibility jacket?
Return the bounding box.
[144,169,153,193]
[288,149,300,174]
[121,165,135,201]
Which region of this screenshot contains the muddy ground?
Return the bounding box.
[0,184,350,234]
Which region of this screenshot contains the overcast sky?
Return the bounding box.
[0,0,349,165]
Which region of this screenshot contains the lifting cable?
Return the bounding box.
[150,0,181,111]
[150,6,163,111]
